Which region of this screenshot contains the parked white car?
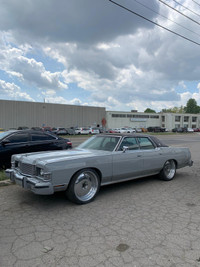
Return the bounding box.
[119,127,129,133]
[126,128,136,133]
[75,127,90,135]
[119,127,135,133]
[89,127,100,134]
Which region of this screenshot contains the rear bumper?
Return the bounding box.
[6,169,54,195]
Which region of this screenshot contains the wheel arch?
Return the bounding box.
[162,158,177,169]
[70,167,102,184]
[159,158,177,181]
[171,159,177,167]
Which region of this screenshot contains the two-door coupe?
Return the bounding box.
[6,133,193,204]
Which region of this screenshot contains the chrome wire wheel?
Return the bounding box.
[67,169,100,204]
[160,160,176,181]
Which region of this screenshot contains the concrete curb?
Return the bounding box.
[0,179,12,186]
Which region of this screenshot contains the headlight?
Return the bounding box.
[36,167,51,181]
[11,160,19,168]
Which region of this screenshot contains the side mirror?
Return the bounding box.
[122,146,129,153]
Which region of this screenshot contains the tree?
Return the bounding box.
[144,108,156,113]
[161,106,184,113]
[184,98,200,114]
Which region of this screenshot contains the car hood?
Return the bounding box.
[13,148,111,165]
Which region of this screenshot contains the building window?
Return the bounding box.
[132,115,149,119]
[161,116,165,122]
[112,114,126,118]
[150,115,159,119]
[192,117,197,122]
[184,116,189,122]
[175,116,181,122]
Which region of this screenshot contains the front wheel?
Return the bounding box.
[159,160,176,181]
[66,169,100,204]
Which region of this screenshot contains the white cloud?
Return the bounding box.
[0,0,200,112]
[0,35,68,91]
[0,80,34,101]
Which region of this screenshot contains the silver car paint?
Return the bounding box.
[6,135,193,195]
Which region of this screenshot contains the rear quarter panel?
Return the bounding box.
[160,147,191,169]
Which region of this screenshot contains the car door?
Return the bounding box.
[137,137,164,175]
[29,132,60,152]
[112,137,144,181]
[1,131,30,167]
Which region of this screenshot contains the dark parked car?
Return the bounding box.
[0,130,72,169]
[147,127,165,132]
[18,126,29,130]
[172,127,187,133]
[31,127,42,131]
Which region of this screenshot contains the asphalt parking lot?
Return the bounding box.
[1,134,200,267]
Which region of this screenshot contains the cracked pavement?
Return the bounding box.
[1,134,200,267]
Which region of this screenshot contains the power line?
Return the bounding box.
[192,0,200,8]
[158,0,200,26]
[108,0,200,46]
[133,0,200,38]
[172,0,200,18]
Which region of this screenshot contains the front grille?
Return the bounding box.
[19,163,35,176]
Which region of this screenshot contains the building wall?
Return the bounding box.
[106,111,200,130]
[0,100,106,130]
[106,111,161,129]
[1,99,200,131]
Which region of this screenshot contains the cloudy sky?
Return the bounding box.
[0,0,200,112]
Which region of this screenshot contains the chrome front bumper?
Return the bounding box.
[6,169,54,195]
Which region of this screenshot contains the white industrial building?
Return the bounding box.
[0,99,106,130]
[1,99,200,131]
[106,110,200,130]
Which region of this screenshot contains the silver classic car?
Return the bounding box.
[6,134,193,204]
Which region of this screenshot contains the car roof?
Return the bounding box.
[97,133,168,147]
[3,129,55,135]
[98,133,150,137]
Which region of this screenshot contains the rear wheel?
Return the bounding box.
[159,160,176,181]
[66,169,100,204]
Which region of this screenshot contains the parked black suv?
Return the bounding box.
[147,127,166,132]
[0,130,72,169]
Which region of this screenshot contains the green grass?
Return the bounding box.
[0,170,7,181]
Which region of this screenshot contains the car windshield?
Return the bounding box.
[0,130,15,140]
[78,135,120,151]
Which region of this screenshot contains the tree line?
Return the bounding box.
[144,99,200,114]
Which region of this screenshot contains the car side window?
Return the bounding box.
[5,133,29,143]
[118,137,139,151]
[31,133,56,141]
[102,137,119,151]
[137,137,155,150]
